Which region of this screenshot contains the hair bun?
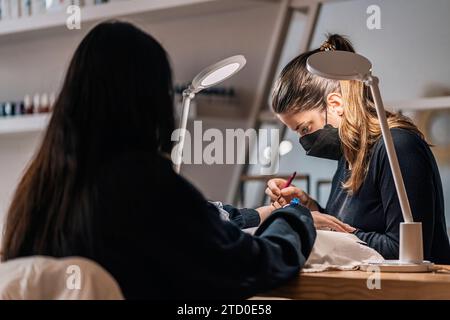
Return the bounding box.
[322,34,355,53]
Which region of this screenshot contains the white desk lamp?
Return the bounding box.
[307,51,433,272]
[174,55,247,173]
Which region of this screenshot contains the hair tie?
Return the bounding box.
[320,41,336,51]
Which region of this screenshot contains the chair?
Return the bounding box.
[0,256,124,300]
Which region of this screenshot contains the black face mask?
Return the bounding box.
[299,124,343,161]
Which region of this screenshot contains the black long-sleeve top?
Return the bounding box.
[323,128,450,264]
[91,150,316,299]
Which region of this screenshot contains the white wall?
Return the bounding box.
[310,0,450,101]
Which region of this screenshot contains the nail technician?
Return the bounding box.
[266,34,450,264]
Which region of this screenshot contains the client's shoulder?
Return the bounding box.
[98,149,172,185]
[99,149,207,205]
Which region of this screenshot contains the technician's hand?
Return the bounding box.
[311,211,356,233]
[265,178,319,211]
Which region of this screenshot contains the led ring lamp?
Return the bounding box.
[173,55,246,173]
[307,51,433,272]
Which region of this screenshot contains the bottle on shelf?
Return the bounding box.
[0,92,55,118]
[32,93,40,113]
[0,0,117,22]
[3,102,13,116]
[39,92,49,113]
[24,94,33,114]
[17,101,25,115]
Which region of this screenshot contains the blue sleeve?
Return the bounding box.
[221,204,261,228]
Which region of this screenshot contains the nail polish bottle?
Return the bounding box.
[39,93,49,113]
[33,93,40,114]
[18,101,25,115]
[24,94,33,114]
[4,102,13,116]
[11,102,17,115]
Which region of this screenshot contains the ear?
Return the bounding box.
[326,92,344,116]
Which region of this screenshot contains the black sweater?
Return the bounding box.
[324,128,450,264]
[91,151,316,299]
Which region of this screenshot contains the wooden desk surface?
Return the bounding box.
[268,265,450,300]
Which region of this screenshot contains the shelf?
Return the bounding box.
[0,0,262,38]
[258,96,450,123]
[387,96,450,111]
[0,112,245,136]
[0,114,50,135]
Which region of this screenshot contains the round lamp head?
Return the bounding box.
[306,51,372,81]
[191,55,246,93]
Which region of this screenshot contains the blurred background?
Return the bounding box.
[0,0,449,235]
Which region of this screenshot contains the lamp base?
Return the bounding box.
[360,260,434,273]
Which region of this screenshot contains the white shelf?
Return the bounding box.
[259,96,450,122]
[0,114,50,135]
[0,0,260,37]
[386,96,450,111]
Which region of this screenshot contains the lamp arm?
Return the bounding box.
[363,75,414,223]
[174,88,195,174]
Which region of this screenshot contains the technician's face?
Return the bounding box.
[276,92,344,137]
[277,109,327,137]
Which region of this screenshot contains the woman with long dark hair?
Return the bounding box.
[1,21,316,299]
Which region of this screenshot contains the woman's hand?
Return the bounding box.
[265,178,319,211]
[255,205,275,224]
[311,211,355,233]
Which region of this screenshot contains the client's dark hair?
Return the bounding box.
[1,21,175,261]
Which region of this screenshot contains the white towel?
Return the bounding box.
[303,230,384,273]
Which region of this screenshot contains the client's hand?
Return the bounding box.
[311,211,355,233]
[255,205,275,224]
[265,178,319,211]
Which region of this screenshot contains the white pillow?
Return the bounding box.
[304,230,384,272]
[0,256,124,300]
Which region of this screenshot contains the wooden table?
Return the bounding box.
[267,265,450,300]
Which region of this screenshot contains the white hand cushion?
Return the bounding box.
[304,230,384,272]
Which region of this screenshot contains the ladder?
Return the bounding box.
[227,0,323,206]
